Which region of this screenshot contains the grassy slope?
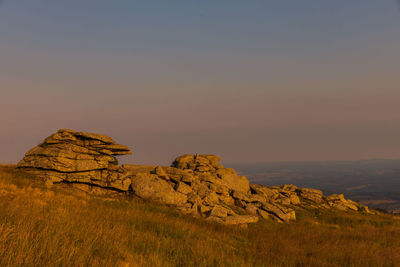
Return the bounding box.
[0,165,399,267]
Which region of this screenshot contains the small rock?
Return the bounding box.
[175,181,192,194]
[209,205,229,218]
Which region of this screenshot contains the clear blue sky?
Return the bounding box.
[1,1,400,164]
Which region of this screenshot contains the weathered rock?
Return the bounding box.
[212,183,230,195]
[18,129,132,191]
[202,191,220,206]
[176,202,198,215]
[163,167,194,183]
[281,184,298,192]
[91,144,131,155]
[245,203,259,215]
[209,205,230,218]
[296,188,324,203]
[231,190,251,202]
[173,154,250,193]
[250,184,278,199]
[130,173,187,206]
[257,208,272,220]
[199,204,212,214]
[288,193,301,205]
[261,203,296,222]
[175,181,192,195]
[276,195,291,205]
[360,206,371,213]
[206,155,222,165]
[326,194,359,211]
[172,154,195,169]
[155,166,170,181]
[326,194,346,202]
[218,194,235,206]
[248,194,267,204]
[216,168,250,193]
[19,143,116,172]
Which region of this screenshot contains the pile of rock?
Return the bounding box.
[326,194,369,212]
[18,130,371,226]
[125,154,263,224]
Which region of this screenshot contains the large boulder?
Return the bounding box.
[215,168,250,193]
[130,173,187,206]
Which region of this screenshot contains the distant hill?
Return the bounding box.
[229,159,400,213]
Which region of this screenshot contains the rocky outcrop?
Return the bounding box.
[18,129,372,226]
[171,154,250,193]
[17,129,132,191]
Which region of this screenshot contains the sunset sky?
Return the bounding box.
[1,1,400,165]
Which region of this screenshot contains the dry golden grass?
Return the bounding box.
[0,164,399,267]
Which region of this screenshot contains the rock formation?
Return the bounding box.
[17,129,132,191]
[18,129,371,226]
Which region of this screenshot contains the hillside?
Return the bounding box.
[1,164,400,267]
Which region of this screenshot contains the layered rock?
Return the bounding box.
[17,129,132,190]
[18,130,371,226]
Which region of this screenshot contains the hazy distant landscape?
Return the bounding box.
[2,1,400,266]
[231,159,400,213]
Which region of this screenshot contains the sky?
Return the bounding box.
[1,1,400,165]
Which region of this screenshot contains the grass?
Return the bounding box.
[0,164,399,267]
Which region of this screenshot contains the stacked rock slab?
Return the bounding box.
[17,129,132,191]
[18,130,371,226]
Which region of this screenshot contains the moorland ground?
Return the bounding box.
[0,164,399,267]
